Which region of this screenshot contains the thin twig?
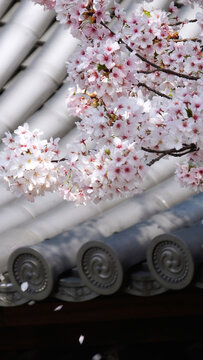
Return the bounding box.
[137,82,172,99]
[51,158,67,163]
[142,143,198,166]
[142,144,195,154]
[132,51,199,81]
[173,38,201,43]
[169,19,197,26]
[146,153,166,166]
[137,70,158,74]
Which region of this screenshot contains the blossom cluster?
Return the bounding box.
[55,0,111,39]
[60,94,150,203]
[1,0,202,204]
[66,5,202,105]
[0,125,64,202]
[176,151,203,192]
[32,0,56,9]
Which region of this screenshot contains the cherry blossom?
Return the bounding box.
[32,0,56,9]
[0,125,64,202]
[0,0,202,204]
[176,151,203,192]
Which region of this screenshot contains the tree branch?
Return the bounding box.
[100,21,200,81]
[137,70,158,75]
[51,158,67,163]
[173,38,201,43]
[142,143,198,166]
[132,51,199,81]
[169,19,197,26]
[137,82,172,99]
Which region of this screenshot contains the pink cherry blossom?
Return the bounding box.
[32,0,56,9]
[2,0,203,204]
[0,124,65,201]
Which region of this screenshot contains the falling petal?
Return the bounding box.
[54,304,63,311]
[79,334,85,344]
[21,282,29,292]
[92,354,102,360]
[28,301,36,306]
[0,274,5,282]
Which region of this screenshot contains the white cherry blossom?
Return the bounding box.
[1,0,203,203]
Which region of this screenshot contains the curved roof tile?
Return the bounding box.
[0,0,55,89]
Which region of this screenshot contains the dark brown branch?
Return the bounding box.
[169,19,197,26]
[52,145,198,168]
[100,21,200,81]
[137,82,171,99]
[142,144,194,154]
[51,158,67,163]
[137,70,158,75]
[146,153,166,165]
[132,52,199,81]
[173,38,201,43]
[142,143,198,166]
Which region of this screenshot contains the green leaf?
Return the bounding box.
[105,149,111,156]
[186,108,193,118]
[143,10,151,18]
[188,164,195,171]
[168,89,173,98]
[97,63,108,72]
[154,51,158,60]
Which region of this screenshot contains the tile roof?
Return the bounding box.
[0,0,202,307]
